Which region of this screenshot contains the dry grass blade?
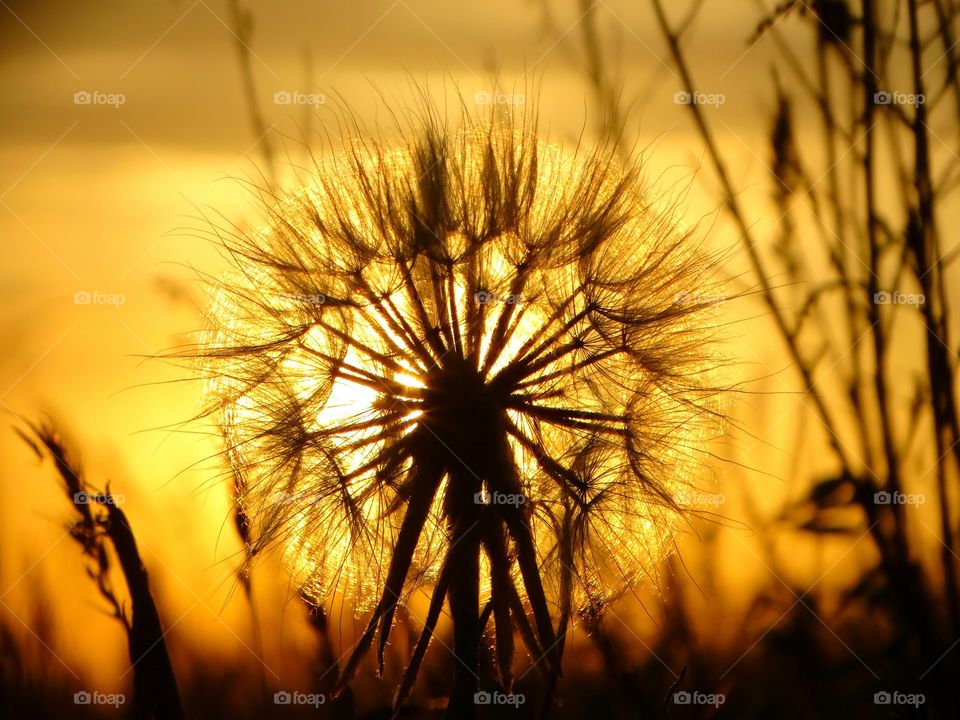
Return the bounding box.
[17,421,184,720]
[104,501,184,720]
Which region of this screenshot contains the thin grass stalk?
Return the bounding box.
[906,0,960,639]
[21,424,184,720]
[649,0,855,475]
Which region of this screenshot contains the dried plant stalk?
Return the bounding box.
[20,422,184,720]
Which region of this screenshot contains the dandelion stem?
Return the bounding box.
[446,520,482,719]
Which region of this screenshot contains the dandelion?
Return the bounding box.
[200,100,724,717]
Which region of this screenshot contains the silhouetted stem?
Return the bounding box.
[906,0,960,640]
[105,504,185,720]
[649,0,855,475]
[334,445,443,693]
[540,506,574,720]
[226,0,275,181]
[445,493,482,720]
[483,520,516,690]
[392,555,453,713]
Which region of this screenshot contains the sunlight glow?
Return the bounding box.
[203,123,721,617]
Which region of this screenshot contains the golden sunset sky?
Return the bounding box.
[3,0,953,695]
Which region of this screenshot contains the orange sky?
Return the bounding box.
[2,0,952,692]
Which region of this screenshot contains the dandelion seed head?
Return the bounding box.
[201,104,724,617]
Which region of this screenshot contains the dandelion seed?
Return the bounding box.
[200,100,724,716]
